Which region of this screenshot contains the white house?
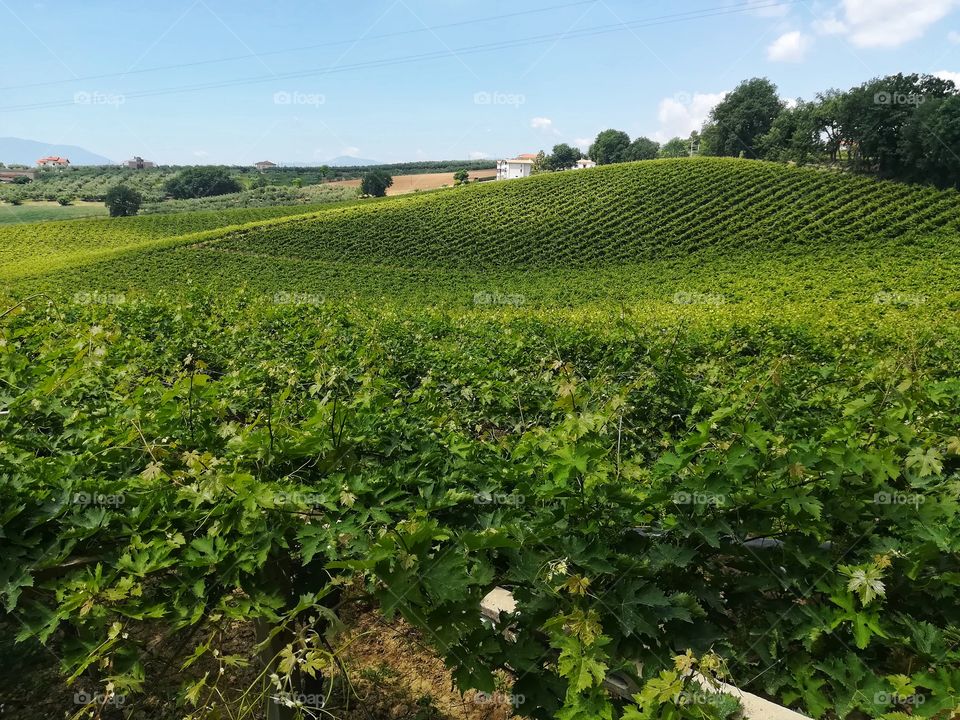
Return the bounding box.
[574,158,597,169]
[496,153,537,180]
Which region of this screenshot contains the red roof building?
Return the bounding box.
[37,156,70,167]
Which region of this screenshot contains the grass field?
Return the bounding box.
[3,158,959,720]
[0,200,108,225]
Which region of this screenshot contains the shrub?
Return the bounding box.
[164,167,243,199]
[56,196,72,206]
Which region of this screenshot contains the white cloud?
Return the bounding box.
[654,91,728,142]
[574,137,593,151]
[824,0,958,48]
[193,150,209,158]
[767,31,812,61]
[341,146,360,156]
[934,69,960,85]
[949,29,960,42]
[469,151,489,160]
[784,97,799,109]
[530,116,553,130]
[813,13,847,35]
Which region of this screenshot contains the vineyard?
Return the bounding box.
[2,158,959,720]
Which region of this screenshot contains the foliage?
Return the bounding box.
[56,196,72,206]
[454,169,470,185]
[590,130,632,165]
[625,137,660,161]
[3,157,960,720]
[702,78,784,159]
[658,138,689,159]
[360,170,394,197]
[547,144,583,171]
[165,167,243,200]
[104,185,143,217]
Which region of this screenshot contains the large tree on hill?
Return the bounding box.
[165,167,243,199]
[835,73,956,177]
[547,143,582,170]
[758,101,824,165]
[659,137,689,158]
[589,129,631,165]
[624,136,660,161]
[701,78,784,159]
[898,94,960,189]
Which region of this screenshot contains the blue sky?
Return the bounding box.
[2,0,960,164]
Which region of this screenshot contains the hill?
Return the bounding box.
[6,157,960,311]
[0,136,114,166]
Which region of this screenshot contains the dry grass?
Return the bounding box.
[327,171,495,196]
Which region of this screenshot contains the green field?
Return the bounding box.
[2,158,959,720]
[0,200,109,225]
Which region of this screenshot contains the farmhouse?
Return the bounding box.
[496,153,536,180]
[255,160,277,172]
[123,156,156,169]
[37,156,70,167]
[574,158,597,169]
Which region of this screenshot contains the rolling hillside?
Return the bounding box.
[7,157,959,312]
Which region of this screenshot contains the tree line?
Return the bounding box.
[578,73,960,190]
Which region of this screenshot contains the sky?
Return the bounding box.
[2,0,960,165]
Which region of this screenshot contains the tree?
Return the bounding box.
[57,196,72,206]
[624,136,660,161]
[835,73,955,177]
[11,175,32,185]
[164,167,243,199]
[899,94,960,188]
[659,137,689,158]
[701,78,784,159]
[360,170,393,197]
[758,101,824,165]
[531,150,549,175]
[547,143,582,170]
[589,129,631,165]
[104,185,142,217]
[453,169,470,185]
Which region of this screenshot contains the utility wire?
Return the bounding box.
[0,0,801,113]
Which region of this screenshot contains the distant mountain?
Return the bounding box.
[324,156,383,167]
[0,137,115,166]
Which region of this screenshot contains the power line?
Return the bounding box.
[0,0,601,91]
[0,0,801,113]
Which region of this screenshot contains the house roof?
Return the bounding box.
[516,153,538,159]
[504,158,534,164]
[37,156,70,164]
[255,160,276,166]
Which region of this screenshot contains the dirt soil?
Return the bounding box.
[0,605,521,720]
[327,171,495,196]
